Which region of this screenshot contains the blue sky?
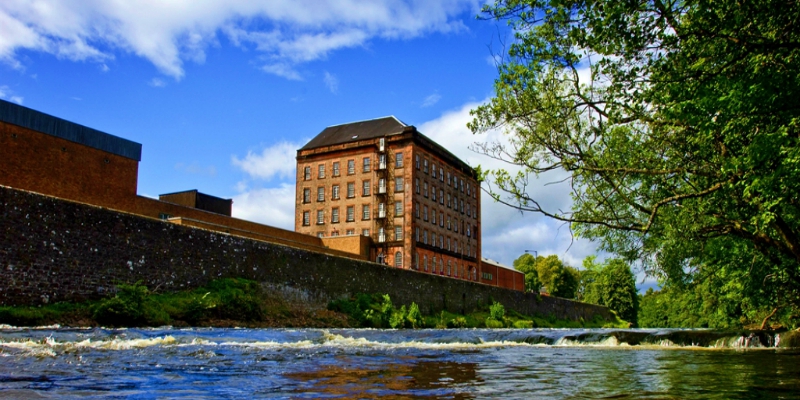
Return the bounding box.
[1,0,654,288]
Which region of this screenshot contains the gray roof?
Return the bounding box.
[0,99,142,161]
[299,116,407,151]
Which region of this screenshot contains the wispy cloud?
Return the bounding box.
[149,78,166,87]
[323,71,338,93]
[232,140,304,181]
[0,0,479,80]
[421,92,441,107]
[0,85,23,104]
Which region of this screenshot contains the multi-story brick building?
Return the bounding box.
[295,117,482,282]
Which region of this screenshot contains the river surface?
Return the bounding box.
[1,326,798,399]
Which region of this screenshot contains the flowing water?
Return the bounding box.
[1,326,798,399]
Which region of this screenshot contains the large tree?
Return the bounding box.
[470,0,800,325]
[513,253,579,298]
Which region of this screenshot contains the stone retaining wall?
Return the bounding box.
[0,186,613,322]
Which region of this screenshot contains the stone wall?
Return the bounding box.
[0,186,613,322]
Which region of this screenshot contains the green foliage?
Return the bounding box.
[513,320,534,329]
[406,302,423,329]
[489,301,506,321]
[447,316,468,328]
[472,0,800,326]
[513,253,542,293]
[93,282,170,327]
[485,318,505,328]
[513,254,579,298]
[580,258,638,325]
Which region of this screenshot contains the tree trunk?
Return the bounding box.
[760,307,779,330]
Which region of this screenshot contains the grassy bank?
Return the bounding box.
[327,293,629,329]
[0,280,627,329]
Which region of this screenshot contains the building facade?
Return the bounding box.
[295,117,482,282]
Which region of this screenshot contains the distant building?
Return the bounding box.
[480,257,525,292]
[159,189,233,217]
[295,117,482,281]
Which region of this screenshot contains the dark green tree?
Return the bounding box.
[581,257,638,324]
[512,253,542,293]
[513,253,578,298]
[470,0,800,326]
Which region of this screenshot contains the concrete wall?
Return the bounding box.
[0,186,613,322]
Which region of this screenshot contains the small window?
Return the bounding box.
[303,188,311,204]
[423,205,428,221]
[439,212,444,227]
[347,183,355,198]
[433,256,437,273]
[423,230,428,244]
[431,211,436,225]
[332,207,339,223]
[395,201,403,216]
[362,205,371,220]
[362,229,370,236]
[363,157,371,172]
[302,211,310,226]
[415,202,420,218]
[316,210,325,225]
[431,186,437,202]
[332,185,340,200]
[346,229,355,235]
[318,164,325,179]
[439,189,444,204]
[395,252,403,267]
[348,159,355,175]
[423,159,429,174]
[416,227,420,241]
[395,226,403,241]
[317,187,325,202]
[423,182,428,198]
[363,180,371,196]
[395,177,404,192]
[304,166,311,180]
[439,168,444,181]
[395,153,404,168]
[423,255,428,271]
[415,155,420,169]
[431,164,437,179]
[333,162,340,176]
[346,206,355,222]
[415,178,420,194]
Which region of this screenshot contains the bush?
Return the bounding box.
[489,301,505,321]
[93,282,170,327]
[513,320,534,329]
[485,318,505,328]
[406,302,422,328]
[447,316,468,328]
[389,305,407,329]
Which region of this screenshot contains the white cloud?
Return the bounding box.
[232,183,296,229]
[0,0,479,79]
[421,92,441,107]
[323,71,338,93]
[0,85,23,104]
[232,140,303,181]
[418,101,603,268]
[148,77,166,87]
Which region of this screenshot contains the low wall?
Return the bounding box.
[0,186,613,322]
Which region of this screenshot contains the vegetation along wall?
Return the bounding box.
[0,185,613,322]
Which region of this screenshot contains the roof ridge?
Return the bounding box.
[325,115,407,128]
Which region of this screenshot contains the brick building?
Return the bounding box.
[295,117,482,282]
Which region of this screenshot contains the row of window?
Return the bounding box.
[414,179,477,219]
[302,178,404,203]
[317,228,370,238]
[414,154,477,198]
[414,253,477,280]
[301,201,404,226]
[415,203,478,239]
[415,227,478,257]
[303,153,405,180]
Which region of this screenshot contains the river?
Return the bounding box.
[1,327,798,398]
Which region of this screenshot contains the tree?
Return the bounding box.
[580,257,639,324]
[470,0,800,324]
[513,253,578,298]
[513,253,542,293]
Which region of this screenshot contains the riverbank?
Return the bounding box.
[0,278,627,329]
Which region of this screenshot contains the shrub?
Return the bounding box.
[447,316,468,328]
[406,302,422,328]
[93,282,170,327]
[389,305,407,329]
[489,301,505,321]
[485,318,505,328]
[513,320,534,329]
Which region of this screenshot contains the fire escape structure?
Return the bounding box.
[374,137,394,263]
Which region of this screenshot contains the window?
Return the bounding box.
[395,251,402,267]
[379,154,387,169]
[379,178,386,193]
[416,227,420,242]
[395,153,403,167]
[439,234,444,248]
[423,182,428,198]
[346,229,355,235]
[363,157,371,172]
[461,199,465,213]
[316,210,324,225]
[439,189,444,205]
[423,205,428,221]
[395,177,404,192]
[395,226,403,240]
[447,215,451,230]
[423,159,428,173]
[467,225,471,237]
[318,232,325,238]
[423,230,428,244]
[423,255,428,271]
[348,159,355,175]
[431,211,436,225]
[431,164,437,179]
[362,205,370,220]
[317,187,325,202]
[460,179,464,192]
[347,182,355,198]
[304,166,311,180]
[447,237,451,250]
[447,193,451,208]
[439,212,444,227]
[395,201,403,216]
[415,155,420,169]
[415,178,420,194]
[415,252,419,270]
[333,162,340,176]
[449,260,453,276]
[332,207,340,223]
[332,185,340,200]
[415,202,420,218]
[362,229,370,236]
[363,180,371,196]
[302,211,310,226]
[447,172,451,185]
[467,204,471,217]
[346,206,355,222]
[318,164,325,179]
[433,256,437,273]
[454,220,458,233]
[439,168,444,182]
[431,186,436,202]
[467,184,471,196]
[303,188,311,203]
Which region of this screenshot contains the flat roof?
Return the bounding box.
[0,99,142,161]
[481,257,520,273]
